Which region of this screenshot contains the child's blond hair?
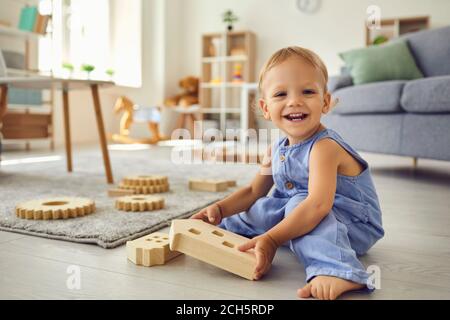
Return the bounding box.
[258,46,329,94]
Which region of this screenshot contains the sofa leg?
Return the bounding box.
[412,157,418,169]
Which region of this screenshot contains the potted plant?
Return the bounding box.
[105,68,115,80]
[62,62,74,78]
[81,64,95,79]
[222,10,238,31]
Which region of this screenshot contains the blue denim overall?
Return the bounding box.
[219,128,384,286]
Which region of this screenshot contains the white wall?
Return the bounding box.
[2,0,450,147]
[177,0,450,76]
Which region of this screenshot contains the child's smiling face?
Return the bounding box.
[259,57,331,145]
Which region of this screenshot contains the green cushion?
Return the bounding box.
[339,39,424,85]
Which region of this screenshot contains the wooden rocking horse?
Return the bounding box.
[111,96,168,144]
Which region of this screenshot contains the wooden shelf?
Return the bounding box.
[199,108,241,114]
[0,11,55,150]
[202,55,248,63]
[0,25,42,40]
[200,31,256,134]
[365,15,429,46]
[200,82,246,88]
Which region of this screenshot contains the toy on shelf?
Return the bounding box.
[169,219,257,280]
[127,232,182,267]
[188,178,234,192]
[111,96,168,144]
[118,175,170,195]
[164,76,199,108]
[230,47,246,56]
[115,195,165,212]
[15,197,95,220]
[210,78,222,84]
[232,63,243,83]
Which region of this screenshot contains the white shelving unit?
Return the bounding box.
[0,0,55,149]
[200,31,256,136]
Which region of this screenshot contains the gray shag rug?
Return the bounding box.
[0,147,258,248]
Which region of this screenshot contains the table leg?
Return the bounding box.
[0,85,8,122]
[90,84,114,184]
[62,89,73,172]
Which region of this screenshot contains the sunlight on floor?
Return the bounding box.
[1,155,62,166]
[107,144,151,151]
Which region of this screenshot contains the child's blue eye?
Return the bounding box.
[274,92,286,97]
[303,89,316,95]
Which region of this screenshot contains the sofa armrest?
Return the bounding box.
[328,74,353,93]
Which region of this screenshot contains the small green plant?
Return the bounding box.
[81,64,95,73]
[62,62,74,72]
[373,35,388,45]
[222,10,238,31]
[81,64,95,78]
[105,68,115,77]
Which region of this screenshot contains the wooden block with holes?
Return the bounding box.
[188,178,229,192]
[169,219,257,280]
[126,232,182,267]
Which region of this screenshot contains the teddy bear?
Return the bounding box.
[164,76,199,107]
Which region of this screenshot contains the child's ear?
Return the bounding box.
[321,92,332,114]
[258,98,271,120]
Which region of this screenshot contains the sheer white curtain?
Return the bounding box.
[39,0,142,87]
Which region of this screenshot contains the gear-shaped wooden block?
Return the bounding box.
[122,175,169,187]
[115,195,165,212]
[15,197,95,220]
[169,219,257,280]
[127,232,182,266]
[118,183,169,194]
[108,188,135,197]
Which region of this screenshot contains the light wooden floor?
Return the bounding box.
[1,145,450,299]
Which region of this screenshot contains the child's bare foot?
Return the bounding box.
[297,276,365,300]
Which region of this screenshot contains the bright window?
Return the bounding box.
[39,0,142,87]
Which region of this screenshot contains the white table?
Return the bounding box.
[0,76,115,184]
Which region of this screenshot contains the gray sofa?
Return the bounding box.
[323,26,450,162]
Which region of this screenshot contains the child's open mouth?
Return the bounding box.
[283,113,309,122]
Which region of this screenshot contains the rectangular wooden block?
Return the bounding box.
[188,178,229,192]
[169,219,257,280]
[126,232,182,267]
[226,180,237,187]
[108,188,135,197]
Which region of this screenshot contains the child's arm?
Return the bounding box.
[191,146,274,224]
[238,139,340,280]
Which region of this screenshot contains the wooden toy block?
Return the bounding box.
[127,232,182,266]
[169,219,257,280]
[188,178,229,192]
[15,197,95,220]
[119,183,169,194]
[116,195,164,212]
[226,180,237,187]
[108,188,135,197]
[122,175,169,187]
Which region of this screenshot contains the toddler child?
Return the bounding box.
[191,46,384,300]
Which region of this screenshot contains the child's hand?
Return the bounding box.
[190,203,222,225]
[238,233,279,280]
